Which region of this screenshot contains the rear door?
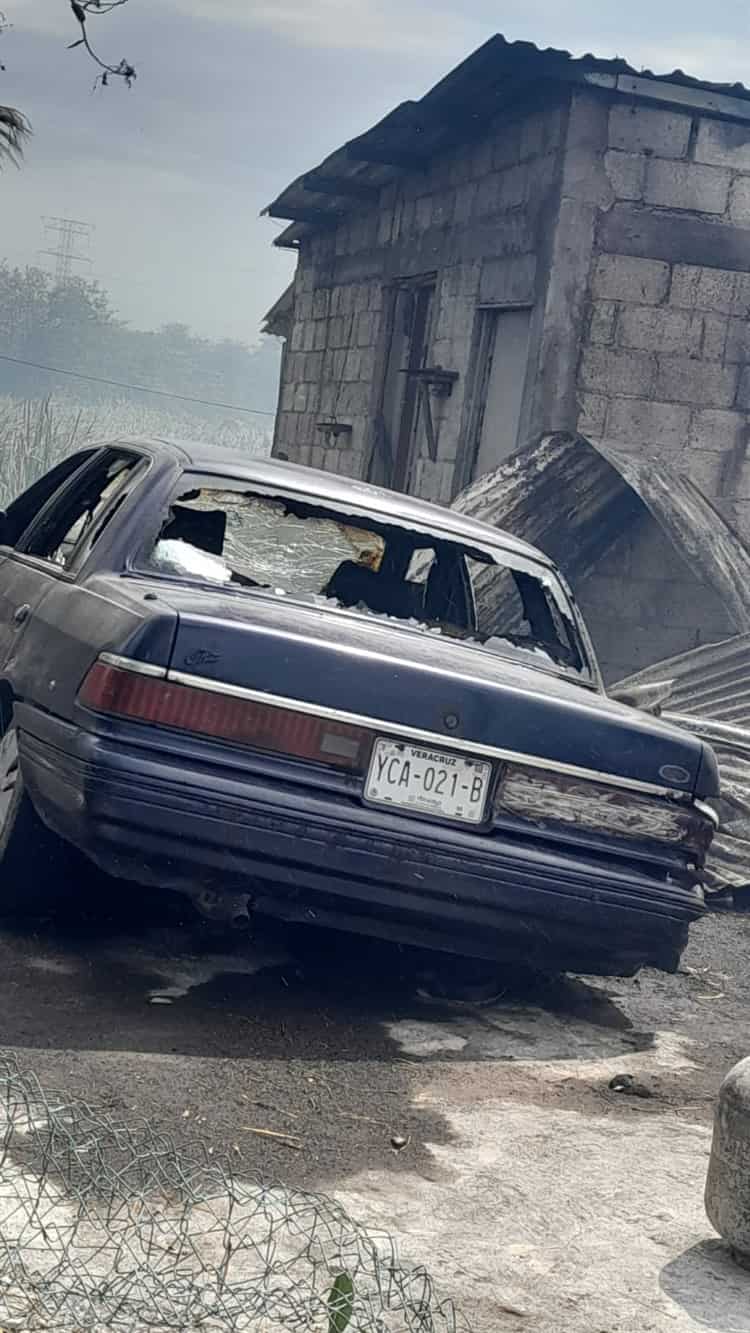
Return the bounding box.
[0,451,99,680]
[0,449,146,710]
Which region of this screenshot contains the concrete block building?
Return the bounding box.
[263,36,750,678]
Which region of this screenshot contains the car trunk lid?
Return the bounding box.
[143,582,706,796]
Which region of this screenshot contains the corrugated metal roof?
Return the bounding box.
[618,635,750,731]
[262,282,295,337]
[615,639,750,891]
[453,432,750,633]
[264,33,750,247]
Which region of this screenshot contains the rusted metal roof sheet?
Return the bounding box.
[617,636,750,731]
[614,638,750,892]
[453,433,750,633]
[453,433,750,894]
[264,34,750,248]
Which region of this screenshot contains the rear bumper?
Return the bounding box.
[18,707,704,974]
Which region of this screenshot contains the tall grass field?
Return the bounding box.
[0,395,273,507]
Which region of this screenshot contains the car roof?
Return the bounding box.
[109,435,553,567]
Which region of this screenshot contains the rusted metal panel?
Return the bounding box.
[454,434,637,582]
[616,635,750,730]
[453,432,750,633]
[453,433,750,893]
[595,443,750,634]
[615,637,750,891]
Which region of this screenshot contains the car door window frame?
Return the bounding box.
[12,447,149,581]
[65,454,151,575]
[0,450,100,553]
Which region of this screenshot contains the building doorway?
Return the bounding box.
[379,277,436,494]
[455,305,531,494]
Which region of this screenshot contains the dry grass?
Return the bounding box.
[0,395,273,507]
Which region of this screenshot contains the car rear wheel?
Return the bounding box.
[0,726,72,917]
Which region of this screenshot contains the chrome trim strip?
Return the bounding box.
[99,652,168,679]
[694,799,720,828]
[153,613,597,695]
[164,665,688,800]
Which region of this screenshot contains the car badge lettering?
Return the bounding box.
[184,648,220,668]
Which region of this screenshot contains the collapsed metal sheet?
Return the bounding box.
[453,432,750,633]
[594,444,750,634]
[615,636,750,893]
[453,433,750,892]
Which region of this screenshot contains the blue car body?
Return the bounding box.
[0,439,717,974]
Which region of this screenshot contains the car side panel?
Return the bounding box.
[0,558,62,688]
[7,576,178,721]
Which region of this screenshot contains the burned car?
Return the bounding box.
[0,440,718,973]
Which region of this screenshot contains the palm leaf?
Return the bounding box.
[0,105,31,167]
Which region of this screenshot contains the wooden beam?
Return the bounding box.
[303,174,380,201]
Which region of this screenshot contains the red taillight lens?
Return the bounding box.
[79,660,371,771]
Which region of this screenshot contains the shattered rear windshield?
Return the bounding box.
[142,480,591,680]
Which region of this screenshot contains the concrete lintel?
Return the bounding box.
[600,204,750,272]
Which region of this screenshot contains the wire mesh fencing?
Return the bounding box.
[0,1059,468,1332]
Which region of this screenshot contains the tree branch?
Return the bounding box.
[68,0,136,89]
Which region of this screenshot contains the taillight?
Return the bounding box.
[79,659,371,771]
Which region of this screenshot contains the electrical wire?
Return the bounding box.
[0,352,276,416]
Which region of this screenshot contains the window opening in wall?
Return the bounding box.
[456,305,531,493]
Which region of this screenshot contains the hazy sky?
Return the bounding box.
[1,0,749,351]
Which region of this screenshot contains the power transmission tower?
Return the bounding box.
[39,217,94,285]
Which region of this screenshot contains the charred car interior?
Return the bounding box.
[144,484,590,681]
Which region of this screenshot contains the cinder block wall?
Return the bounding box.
[274,98,568,498]
[573,96,750,677]
[273,86,750,680]
[577,99,750,518]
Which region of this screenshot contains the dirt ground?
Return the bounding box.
[0,894,749,1331]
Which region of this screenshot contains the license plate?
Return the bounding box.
[365,739,491,825]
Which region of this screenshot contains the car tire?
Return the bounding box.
[0,725,74,918]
